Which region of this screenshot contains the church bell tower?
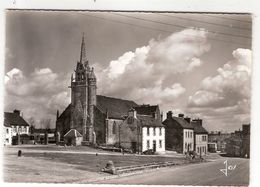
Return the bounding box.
[70,33,96,143]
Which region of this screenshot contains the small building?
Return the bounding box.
[31,128,56,144]
[208,131,231,153]
[241,124,250,158]
[191,119,208,156]
[225,124,250,158]
[3,109,30,145]
[119,105,165,154]
[162,112,194,154]
[64,129,83,146]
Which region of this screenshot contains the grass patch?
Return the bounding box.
[23,152,186,172]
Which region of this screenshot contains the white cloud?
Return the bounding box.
[188,48,251,108]
[4,68,70,128]
[96,28,210,109]
[187,48,251,131]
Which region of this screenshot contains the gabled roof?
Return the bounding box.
[191,122,208,134]
[134,105,158,116]
[4,112,29,127]
[172,117,194,129]
[137,115,164,127]
[64,129,83,138]
[58,104,72,120]
[33,128,56,134]
[163,116,194,129]
[96,95,138,119]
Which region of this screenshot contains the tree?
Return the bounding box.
[27,117,36,134]
[40,118,52,130]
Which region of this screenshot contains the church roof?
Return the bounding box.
[96,95,138,119]
[134,105,158,116]
[4,112,29,127]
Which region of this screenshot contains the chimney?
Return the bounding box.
[166,111,173,119]
[178,113,184,118]
[13,109,21,116]
[128,108,137,118]
[184,117,191,123]
[192,118,203,126]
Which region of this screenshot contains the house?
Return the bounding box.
[241,124,250,158]
[115,105,165,153]
[225,124,250,158]
[64,129,83,146]
[162,112,194,154]
[3,109,30,145]
[208,131,231,152]
[191,119,208,156]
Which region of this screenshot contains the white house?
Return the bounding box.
[3,109,30,145]
[191,119,208,156]
[141,120,165,153]
[183,128,194,153]
[119,105,165,154]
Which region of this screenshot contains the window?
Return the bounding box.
[185,131,187,138]
[159,140,162,148]
[127,117,134,124]
[18,127,22,133]
[153,128,156,136]
[6,139,9,143]
[197,147,199,153]
[202,135,207,141]
[13,127,17,133]
[6,129,9,134]
[191,132,193,138]
[147,128,150,136]
[112,122,116,134]
[159,128,162,136]
[147,140,150,149]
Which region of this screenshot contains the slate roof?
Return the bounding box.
[33,128,56,134]
[4,112,29,127]
[191,121,208,134]
[96,95,138,119]
[163,116,194,129]
[64,129,83,138]
[134,105,158,116]
[137,115,164,127]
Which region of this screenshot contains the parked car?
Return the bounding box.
[142,149,154,155]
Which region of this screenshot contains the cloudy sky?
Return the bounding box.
[4,11,252,131]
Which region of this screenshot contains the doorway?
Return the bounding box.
[131,142,137,153]
[153,140,156,152]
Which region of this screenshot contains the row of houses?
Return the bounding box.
[60,104,209,155]
[3,107,209,156]
[3,109,56,145]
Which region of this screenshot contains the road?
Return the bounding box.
[96,157,249,186]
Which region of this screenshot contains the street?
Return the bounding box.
[97,157,249,186]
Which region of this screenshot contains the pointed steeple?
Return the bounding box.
[79,32,87,64]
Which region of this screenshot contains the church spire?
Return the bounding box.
[79,32,87,64]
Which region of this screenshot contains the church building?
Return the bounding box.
[56,34,139,145]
